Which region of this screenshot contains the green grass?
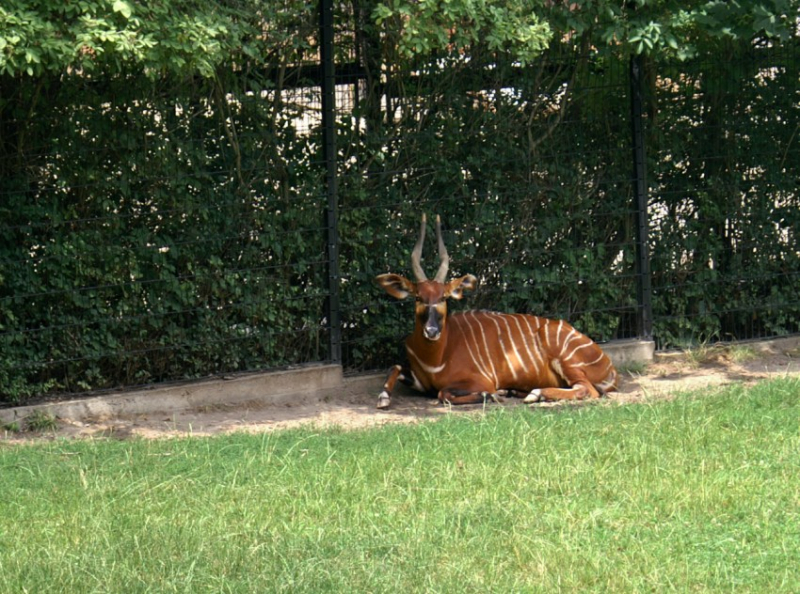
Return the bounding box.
[2,378,799,593]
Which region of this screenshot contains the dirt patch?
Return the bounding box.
[3,338,799,443]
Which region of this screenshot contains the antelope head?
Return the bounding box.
[377,215,477,342]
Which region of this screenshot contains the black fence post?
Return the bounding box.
[320,0,341,363]
[630,54,654,341]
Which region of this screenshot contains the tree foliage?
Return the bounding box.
[0,0,318,77]
[370,0,798,62]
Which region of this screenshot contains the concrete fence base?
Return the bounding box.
[1,340,655,425]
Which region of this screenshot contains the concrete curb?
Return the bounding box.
[1,340,655,425]
[1,364,343,425]
[603,339,655,368]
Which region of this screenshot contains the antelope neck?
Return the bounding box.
[408,322,448,371]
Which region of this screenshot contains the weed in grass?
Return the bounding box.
[617,360,648,377]
[682,342,759,368]
[726,344,759,364]
[24,410,58,432]
[682,343,720,368]
[2,420,21,433]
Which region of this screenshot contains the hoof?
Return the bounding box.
[376,392,391,409]
[484,392,505,404]
[523,389,543,404]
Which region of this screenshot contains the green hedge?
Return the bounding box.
[1,0,331,402]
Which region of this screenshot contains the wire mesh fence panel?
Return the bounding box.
[647,41,800,349]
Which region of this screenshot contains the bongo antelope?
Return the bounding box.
[375,214,617,408]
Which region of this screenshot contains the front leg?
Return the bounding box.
[377,365,402,409]
[377,365,421,409]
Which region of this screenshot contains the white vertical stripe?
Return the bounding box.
[571,351,605,367]
[563,341,594,362]
[487,312,519,381]
[454,313,494,382]
[497,314,526,374]
[470,311,498,384]
[511,315,538,371]
[558,328,581,358]
[451,315,494,384]
[521,316,545,371]
[531,330,546,371]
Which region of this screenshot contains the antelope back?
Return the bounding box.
[443,311,616,393]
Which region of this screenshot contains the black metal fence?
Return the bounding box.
[1,1,798,403]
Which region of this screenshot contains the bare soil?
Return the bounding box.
[4,338,799,443]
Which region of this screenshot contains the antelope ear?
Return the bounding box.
[445,274,478,300]
[376,273,416,300]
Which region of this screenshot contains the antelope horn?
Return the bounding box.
[433,215,450,283]
[410,214,428,281]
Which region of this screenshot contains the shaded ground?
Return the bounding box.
[3,337,799,443]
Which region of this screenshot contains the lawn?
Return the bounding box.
[1,378,799,593]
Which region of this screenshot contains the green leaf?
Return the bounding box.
[112,1,132,19]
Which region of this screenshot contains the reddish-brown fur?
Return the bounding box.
[375,215,617,409]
